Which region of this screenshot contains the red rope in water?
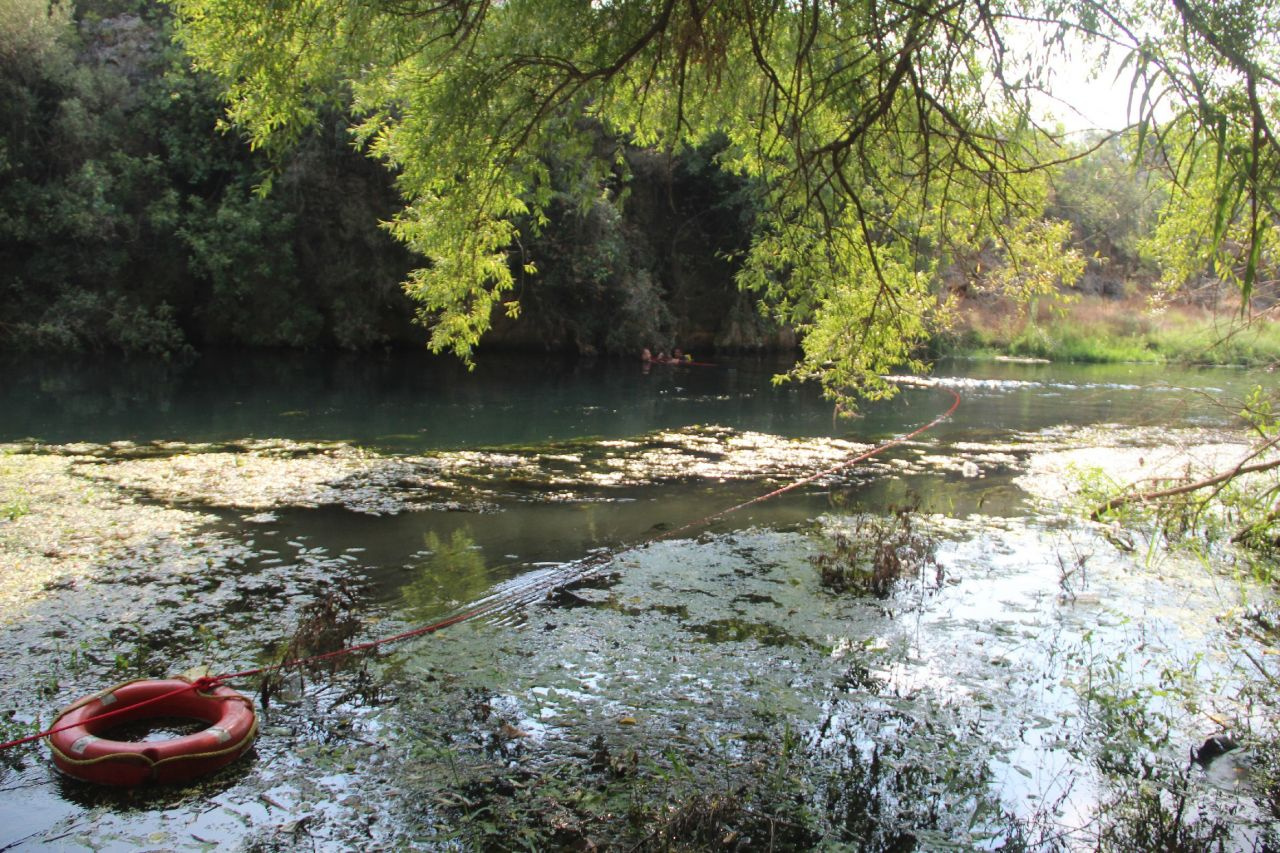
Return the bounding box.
[0,384,960,753]
[651,385,961,543]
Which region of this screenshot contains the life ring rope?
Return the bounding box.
[45,676,257,769]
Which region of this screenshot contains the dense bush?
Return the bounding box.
[505,136,779,356]
[0,0,418,355]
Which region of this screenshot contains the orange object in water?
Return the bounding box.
[47,676,257,786]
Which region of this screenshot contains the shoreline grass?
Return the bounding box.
[937,295,1280,366]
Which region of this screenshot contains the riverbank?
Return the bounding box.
[939,294,1280,366]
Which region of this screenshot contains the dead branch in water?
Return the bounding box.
[1091,436,1280,521]
[1233,503,1280,545]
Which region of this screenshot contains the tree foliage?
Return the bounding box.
[168,0,1104,399]
[1108,0,1280,307]
[0,0,419,355]
[8,0,1276,384]
[1048,135,1163,282]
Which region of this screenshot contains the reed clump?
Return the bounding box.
[814,501,938,597]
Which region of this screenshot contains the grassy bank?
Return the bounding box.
[939,295,1280,366]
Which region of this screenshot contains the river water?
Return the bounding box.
[0,352,1275,849]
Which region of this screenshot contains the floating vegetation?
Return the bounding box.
[0,450,215,621]
[1017,426,1254,509]
[75,440,438,515]
[1,366,1278,849]
[21,421,1223,540]
[5,429,884,519]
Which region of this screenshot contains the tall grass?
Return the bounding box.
[939,296,1280,366]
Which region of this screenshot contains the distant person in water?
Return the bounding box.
[644,348,693,365]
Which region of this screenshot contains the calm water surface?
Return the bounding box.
[0,350,1260,448]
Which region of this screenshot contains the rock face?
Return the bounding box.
[82,14,156,88]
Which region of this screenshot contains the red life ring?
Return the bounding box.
[47,676,257,786]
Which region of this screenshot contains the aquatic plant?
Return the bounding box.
[1050,618,1280,851]
[395,687,1018,850]
[1055,538,1093,603]
[110,624,157,678]
[1,492,28,522]
[813,500,938,598]
[1092,777,1234,852]
[0,710,37,770]
[258,581,365,708]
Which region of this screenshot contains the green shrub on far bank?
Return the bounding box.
[1153,314,1280,365]
[1005,324,1158,363]
[0,0,419,357]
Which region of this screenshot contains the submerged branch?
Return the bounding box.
[1232,504,1280,545]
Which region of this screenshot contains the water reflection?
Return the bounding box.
[1,350,1264,450]
[398,529,493,621]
